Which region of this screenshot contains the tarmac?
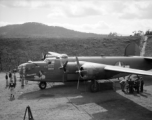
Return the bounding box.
[0,73,152,120]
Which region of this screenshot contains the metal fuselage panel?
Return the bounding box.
[21,56,152,82]
[24,60,63,82]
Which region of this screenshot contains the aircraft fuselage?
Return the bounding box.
[19,56,152,82]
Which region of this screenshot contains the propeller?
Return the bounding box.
[41,53,46,60]
[59,59,68,82]
[75,56,82,89]
[59,60,68,73]
[75,56,88,90]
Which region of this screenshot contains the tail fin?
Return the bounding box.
[124,42,140,56]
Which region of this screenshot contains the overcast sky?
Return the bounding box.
[0,0,152,35]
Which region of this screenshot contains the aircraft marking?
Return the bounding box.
[115,61,130,68]
[48,64,54,70]
[34,75,46,80]
[33,71,46,80]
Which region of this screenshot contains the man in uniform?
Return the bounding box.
[134,79,140,93]
[9,71,12,82]
[9,80,15,99]
[5,73,8,88]
[13,72,17,88]
[120,78,126,92]
[140,76,144,92]
[133,75,140,93]
[128,78,134,94]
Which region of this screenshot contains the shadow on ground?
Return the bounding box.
[18,82,152,120]
[18,81,114,100]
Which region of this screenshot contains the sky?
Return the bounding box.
[0,0,152,35]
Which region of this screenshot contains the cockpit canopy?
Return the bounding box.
[45,52,68,59]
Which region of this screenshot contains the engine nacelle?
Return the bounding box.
[80,63,106,80]
[65,61,85,74]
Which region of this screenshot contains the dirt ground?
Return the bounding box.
[0,73,152,120]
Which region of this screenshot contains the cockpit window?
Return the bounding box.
[44,58,55,64]
[51,61,55,64]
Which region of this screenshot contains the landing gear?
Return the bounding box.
[89,80,99,92]
[39,81,47,90]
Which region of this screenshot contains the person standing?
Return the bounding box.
[120,79,126,92]
[128,79,134,94]
[9,80,15,99]
[13,72,17,88]
[135,79,140,93]
[140,77,144,92]
[21,75,25,88]
[5,73,8,88]
[9,71,12,82]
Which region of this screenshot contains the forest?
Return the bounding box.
[1,36,148,71]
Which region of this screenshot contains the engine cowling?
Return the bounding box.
[80,63,106,80]
[64,61,85,73]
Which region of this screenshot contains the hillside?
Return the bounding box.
[0,36,146,71]
[0,22,152,71]
[0,22,106,38]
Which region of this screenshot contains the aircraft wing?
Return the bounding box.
[75,57,152,80]
[105,65,152,76]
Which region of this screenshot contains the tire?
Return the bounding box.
[89,81,99,92]
[39,82,47,90]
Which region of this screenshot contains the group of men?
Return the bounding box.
[120,75,144,94]
[5,70,17,99]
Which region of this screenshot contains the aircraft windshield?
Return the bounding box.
[45,54,59,58]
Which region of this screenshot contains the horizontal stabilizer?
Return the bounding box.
[144,57,152,60]
[144,57,152,64]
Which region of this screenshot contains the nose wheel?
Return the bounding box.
[39,81,47,90]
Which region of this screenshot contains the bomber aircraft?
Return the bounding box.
[18,41,152,92]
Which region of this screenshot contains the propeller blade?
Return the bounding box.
[75,56,81,89]
[59,59,63,67]
[77,76,80,89]
[76,56,80,70]
[59,60,68,73]
[63,61,68,72]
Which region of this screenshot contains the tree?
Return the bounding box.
[133,30,144,36]
[108,32,118,37]
[145,30,152,36]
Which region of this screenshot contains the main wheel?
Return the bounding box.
[39,82,47,90]
[89,81,99,92]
